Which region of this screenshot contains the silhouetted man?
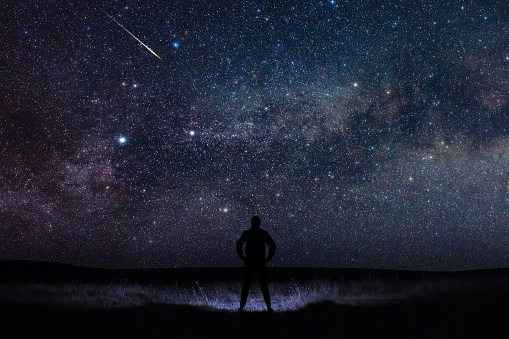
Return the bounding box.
[236,215,276,312]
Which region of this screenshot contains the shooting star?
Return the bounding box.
[102,9,163,62]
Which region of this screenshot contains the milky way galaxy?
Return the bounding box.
[1,0,508,269]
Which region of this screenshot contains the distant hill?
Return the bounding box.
[1,260,509,285]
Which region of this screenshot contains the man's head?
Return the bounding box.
[251,215,261,228]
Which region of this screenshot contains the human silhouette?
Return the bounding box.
[236,215,276,312]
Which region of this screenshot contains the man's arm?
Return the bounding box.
[236,232,247,261]
[265,232,276,262]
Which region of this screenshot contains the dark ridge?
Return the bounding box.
[2,260,509,285]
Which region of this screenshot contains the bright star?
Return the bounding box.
[119,137,126,143]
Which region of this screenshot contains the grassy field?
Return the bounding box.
[1,262,509,338]
[0,279,420,310]
[0,276,488,311]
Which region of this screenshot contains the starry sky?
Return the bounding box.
[1,0,508,270]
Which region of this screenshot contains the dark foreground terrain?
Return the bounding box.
[1,261,509,338]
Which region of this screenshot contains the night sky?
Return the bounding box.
[1,0,508,270]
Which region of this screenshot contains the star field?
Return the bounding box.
[0,0,508,269]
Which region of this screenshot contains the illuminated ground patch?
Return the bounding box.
[0,278,474,311]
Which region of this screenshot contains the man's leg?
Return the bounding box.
[239,262,253,311]
[256,263,272,310]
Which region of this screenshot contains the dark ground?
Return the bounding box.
[1,260,509,338]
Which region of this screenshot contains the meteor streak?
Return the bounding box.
[102,9,163,62]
